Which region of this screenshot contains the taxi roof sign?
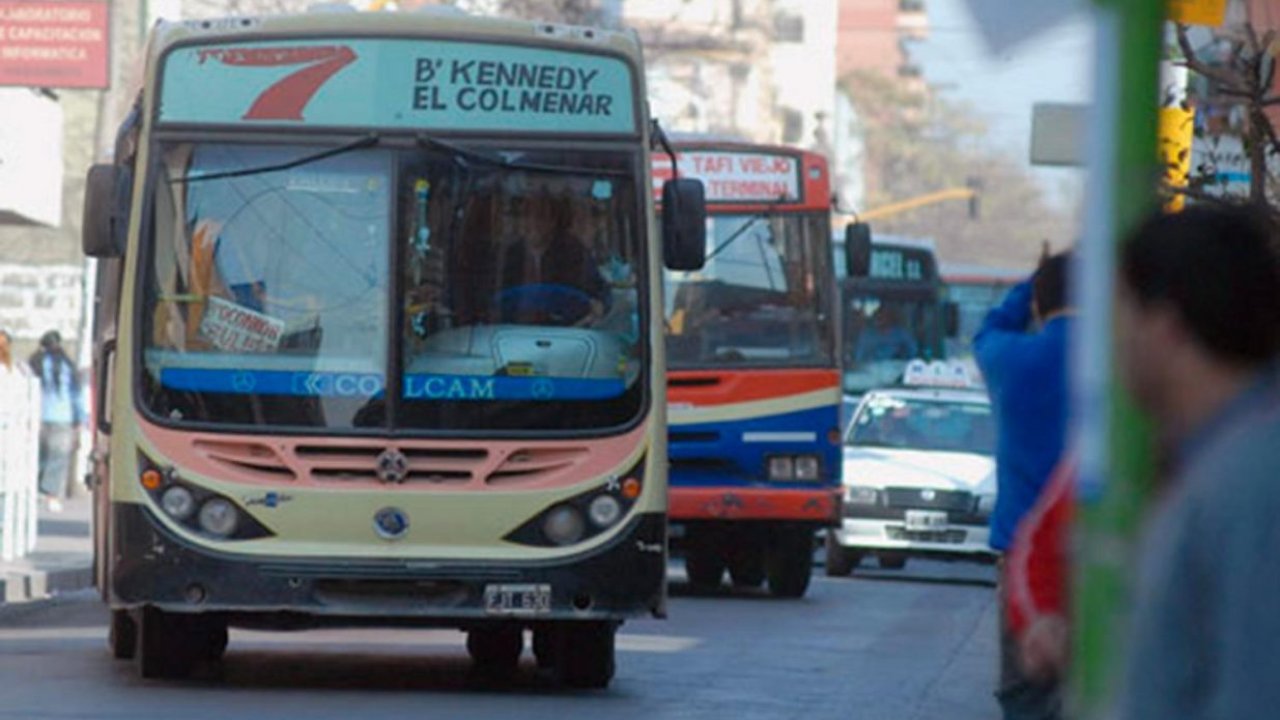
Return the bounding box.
[902,359,980,389]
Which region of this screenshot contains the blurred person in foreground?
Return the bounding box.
[975,250,1074,720]
[1115,206,1280,719]
[27,330,85,513]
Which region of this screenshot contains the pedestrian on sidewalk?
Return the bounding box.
[974,249,1074,720]
[28,330,85,514]
[1114,206,1280,720]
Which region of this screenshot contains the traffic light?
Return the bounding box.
[965,176,982,219]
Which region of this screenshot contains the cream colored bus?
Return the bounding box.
[81,6,705,688]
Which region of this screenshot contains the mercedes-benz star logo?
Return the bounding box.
[376,448,409,484]
[373,507,409,540]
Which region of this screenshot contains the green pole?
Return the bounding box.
[1072,1,1163,717]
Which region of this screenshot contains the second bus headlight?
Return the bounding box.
[160,485,196,520]
[793,455,821,481]
[542,504,586,546]
[588,494,622,528]
[198,498,240,538]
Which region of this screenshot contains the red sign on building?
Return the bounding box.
[0,1,109,89]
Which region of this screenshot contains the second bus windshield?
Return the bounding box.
[664,212,834,369]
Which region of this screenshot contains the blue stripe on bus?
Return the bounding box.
[159,368,626,400]
[667,403,842,488]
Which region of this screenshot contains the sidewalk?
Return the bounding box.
[0,494,94,604]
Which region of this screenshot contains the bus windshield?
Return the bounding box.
[664,212,834,368]
[842,293,943,393]
[141,140,645,433]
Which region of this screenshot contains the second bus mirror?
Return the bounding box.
[662,178,707,271]
[82,164,130,258]
[844,221,872,278]
[944,301,961,338]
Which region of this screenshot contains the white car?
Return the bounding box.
[827,385,997,574]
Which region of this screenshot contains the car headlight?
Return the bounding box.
[976,493,996,515]
[846,486,880,505]
[198,498,240,538]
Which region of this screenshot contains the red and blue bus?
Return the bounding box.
[653,141,842,597]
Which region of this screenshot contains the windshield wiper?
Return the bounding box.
[171,133,382,184]
[703,198,791,262]
[415,132,629,178]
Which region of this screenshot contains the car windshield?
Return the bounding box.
[846,395,995,455]
[664,212,834,368]
[140,140,645,432]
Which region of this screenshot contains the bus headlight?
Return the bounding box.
[588,494,622,528]
[767,456,795,481]
[846,486,880,505]
[198,498,240,538]
[542,504,586,546]
[794,455,821,481]
[160,485,196,520]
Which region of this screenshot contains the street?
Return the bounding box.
[0,560,998,719]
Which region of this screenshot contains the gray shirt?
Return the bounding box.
[1120,373,1280,720]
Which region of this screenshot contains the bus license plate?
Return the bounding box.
[904,510,948,532]
[483,584,552,615]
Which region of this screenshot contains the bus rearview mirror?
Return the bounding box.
[844,222,872,278]
[944,301,961,338]
[662,178,706,271]
[82,164,129,258]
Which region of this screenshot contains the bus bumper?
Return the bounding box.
[669,487,840,524]
[108,502,667,624]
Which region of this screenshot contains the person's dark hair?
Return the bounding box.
[1033,251,1072,317]
[29,328,75,388]
[1121,205,1280,366]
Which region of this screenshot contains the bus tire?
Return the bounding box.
[556,622,616,689]
[135,607,199,679]
[824,534,861,577]
[108,609,137,660]
[467,625,524,676]
[728,547,766,588]
[878,552,908,570]
[766,528,814,598]
[684,547,725,591]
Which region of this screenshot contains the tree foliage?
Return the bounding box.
[840,69,1076,269]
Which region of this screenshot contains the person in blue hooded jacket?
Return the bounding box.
[975,250,1073,720]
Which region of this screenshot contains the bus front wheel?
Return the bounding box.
[109,609,137,660]
[534,622,617,689]
[135,608,225,679]
[766,527,814,598]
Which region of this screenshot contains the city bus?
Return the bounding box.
[941,263,1024,359]
[79,7,705,687]
[835,229,954,402]
[653,141,842,598]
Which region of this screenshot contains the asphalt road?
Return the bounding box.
[0,560,998,720]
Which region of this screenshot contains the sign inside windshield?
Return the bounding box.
[869,246,933,282]
[653,151,800,203]
[159,39,636,134]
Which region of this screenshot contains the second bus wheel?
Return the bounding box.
[727,546,766,588]
[824,533,862,577]
[108,609,137,660]
[467,625,524,676]
[553,621,617,689]
[765,527,814,598]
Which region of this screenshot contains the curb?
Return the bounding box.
[0,563,94,605]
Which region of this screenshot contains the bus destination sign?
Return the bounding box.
[159,39,636,134]
[653,151,800,203]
